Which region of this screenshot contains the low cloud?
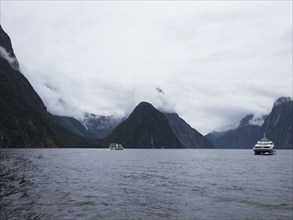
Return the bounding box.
[0,46,19,70]
[1,1,292,134]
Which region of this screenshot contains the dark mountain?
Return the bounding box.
[0,25,101,147]
[107,102,183,148]
[52,109,214,149]
[164,113,214,148]
[262,97,293,149]
[0,27,14,54]
[0,27,19,70]
[50,114,89,138]
[206,97,293,149]
[206,120,263,149]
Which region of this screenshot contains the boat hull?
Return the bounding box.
[253,148,276,155]
[109,148,124,150]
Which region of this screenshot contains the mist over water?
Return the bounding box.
[1,149,292,220]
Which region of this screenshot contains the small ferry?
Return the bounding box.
[109,143,124,150]
[253,134,276,155]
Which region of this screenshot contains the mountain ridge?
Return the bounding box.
[206,97,293,149]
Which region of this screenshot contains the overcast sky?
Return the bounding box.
[1,1,292,134]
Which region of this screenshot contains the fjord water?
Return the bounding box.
[1,149,292,220]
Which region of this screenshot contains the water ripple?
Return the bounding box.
[0,149,292,220]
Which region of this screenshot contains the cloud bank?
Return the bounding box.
[1,1,292,134]
[0,46,19,70]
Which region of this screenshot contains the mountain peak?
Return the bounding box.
[132,102,157,115]
[136,101,154,109]
[274,97,292,107]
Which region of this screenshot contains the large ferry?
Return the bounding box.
[253,134,276,155]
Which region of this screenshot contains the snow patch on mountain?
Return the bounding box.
[80,112,124,137]
[81,113,122,129]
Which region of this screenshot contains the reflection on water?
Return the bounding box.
[1,149,292,219]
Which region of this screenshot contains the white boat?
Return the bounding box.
[109,143,124,150]
[253,134,276,155]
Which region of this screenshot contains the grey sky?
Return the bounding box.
[1,1,292,134]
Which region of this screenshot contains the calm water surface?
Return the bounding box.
[1,149,292,220]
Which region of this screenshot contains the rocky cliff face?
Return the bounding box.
[164,113,214,148]
[49,114,89,138]
[262,97,293,149]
